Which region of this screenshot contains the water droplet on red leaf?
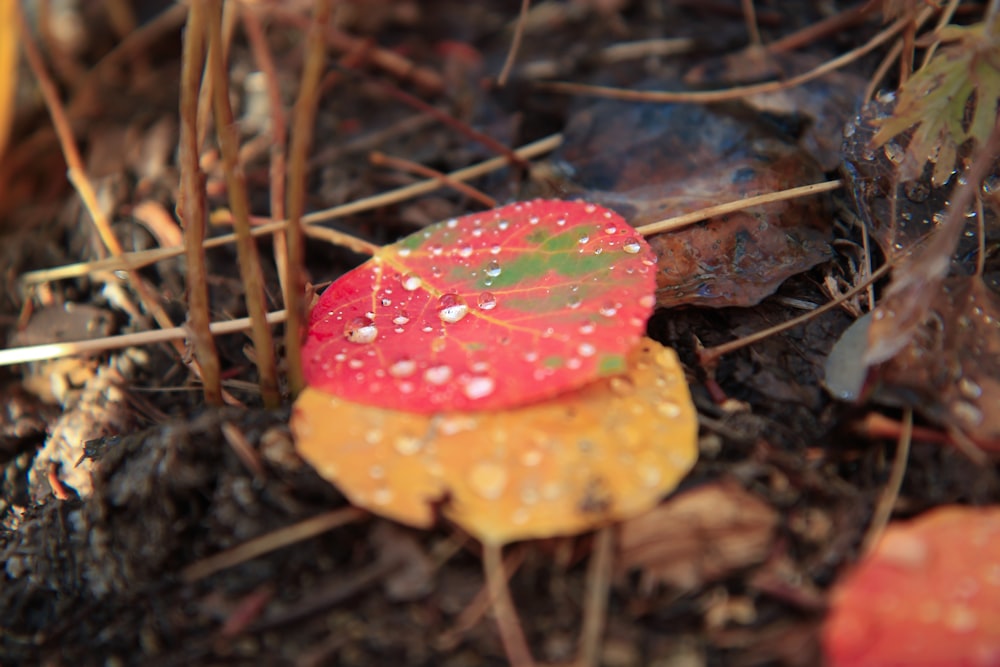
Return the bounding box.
[437,293,469,323]
[345,317,378,344]
[477,292,498,310]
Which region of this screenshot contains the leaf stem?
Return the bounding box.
[207,0,281,408]
[482,543,535,667]
[179,1,223,406]
[284,0,332,398]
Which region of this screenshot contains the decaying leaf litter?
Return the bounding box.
[2,1,1000,665]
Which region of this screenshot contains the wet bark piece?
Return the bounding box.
[546,99,833,308]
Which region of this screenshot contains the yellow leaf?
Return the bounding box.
[292,338,698,546]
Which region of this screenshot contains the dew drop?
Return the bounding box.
[458,245,473,258]
[639,294,656,309]
[424,365,453,385]
[958,376,983,399]
[579,320,596,335]
[497,219,510,230]
[429,244,443,256]
[657,401,682,418]
[610,376,634,395]
[469,461,508,500]
[953,400,984,427]
[477,292,498,310]
[394,435,422,455]
[490,244,502,255]
[380,297,392,306]
[401,273,422,291]
[604,222,618,234]
[578,233,590,244]
[437,293,469,323]
[578,342,596,357]
[622,238,642,254]
[398,247,412,257]
[389,357,417,378]
[348,359,364,370]
[485,260,502,277]
[344,316,378,344]
[567,293,582,309]
[393,310,411,325]
[463,376,496,400]
[599,302,619,317]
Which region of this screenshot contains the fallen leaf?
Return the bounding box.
[871,18,1000,185]
[685,50,868,171]
[866,276,1000,450]
[540,98,832,307]
[842,95,1000,275]
[618,480,778,592]
[823,505,1000,667]
[301,199,657,413]
[292,338,698,546]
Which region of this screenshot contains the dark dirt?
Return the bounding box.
[2,2,999,666]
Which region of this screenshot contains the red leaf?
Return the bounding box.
[823,506,1000,667]
[302,200,657,413]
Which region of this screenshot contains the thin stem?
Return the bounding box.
[482,542,535,667]
[543,15,913,104]
[207,0,280,408]
[635,179,841,237]
[14,0,236,403]
[861,409,912,555]
[498,0,530,86]
[19,133,564,285]
[0,310,288,367]
[241,4,290,298]
[285,0,332,398]
[577,528,614,667]
[370,151,496,208]
[179,1,223,406]
[741,0,762,47]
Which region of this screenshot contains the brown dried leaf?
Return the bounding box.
[541,99,832,308]
[618,480,779,593]
[686,51,869,171]
[867,276,1000,450]
[842,97,1000,272]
